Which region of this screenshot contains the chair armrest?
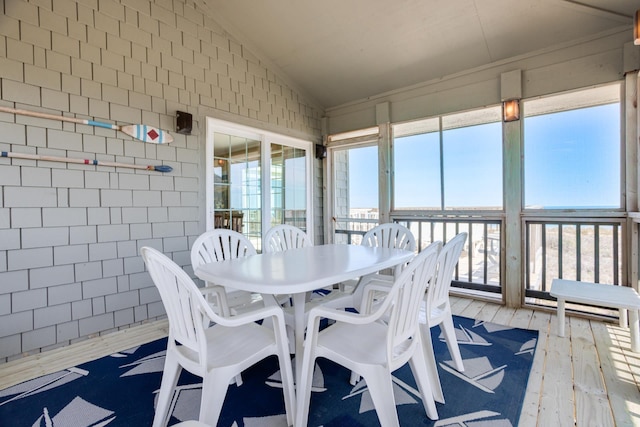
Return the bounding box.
[306,295,393,329]
[200,285,224,296]
[200,283,244,298]
[203,302,290,356]
[302,291,397,357]
[200,284,233,316]
[307,305,362,323]
[360,279,394,313]
[212,303,284,327]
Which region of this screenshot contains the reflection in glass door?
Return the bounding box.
[270,143,307,232]
[213,132,261,248]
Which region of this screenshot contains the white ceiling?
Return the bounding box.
[203,0,637,109]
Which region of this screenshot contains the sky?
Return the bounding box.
[348,103,620,210]
[523,104,619,209]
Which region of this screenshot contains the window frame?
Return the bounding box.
[325,137,381,244]
[391,105,504,215]
[521,83,624,214]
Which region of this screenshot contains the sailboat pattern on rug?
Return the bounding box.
[0,315,537,427]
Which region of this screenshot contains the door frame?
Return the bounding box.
[205,117,314,244]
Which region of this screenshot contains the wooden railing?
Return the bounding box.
[335,216,503,293]
[334,215,627,302]
[524,219,624,301]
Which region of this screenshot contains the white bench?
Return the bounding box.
[550,279,640,352]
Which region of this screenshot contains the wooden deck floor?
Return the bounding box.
[1,296,638,426]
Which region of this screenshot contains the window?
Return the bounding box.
[393,106,503,210]
[523,84,621,210]
[393,118,441,209]
[331,143,379,244]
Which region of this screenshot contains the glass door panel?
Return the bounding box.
[213,132,262,247]
[270,143,307,231]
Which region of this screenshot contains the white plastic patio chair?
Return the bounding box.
[295,241,442,427]
[191,229,262,318]
[420,232,468,377]
[263,224,314,352]
[320,222,416,312]
[359,232,469,401]
[263,224,313,302]
[140,246,295,427]
[191,229,271,385]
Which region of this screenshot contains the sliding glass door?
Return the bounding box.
[206,118,313,250]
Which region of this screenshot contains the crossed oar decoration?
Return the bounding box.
[0,106,174,173]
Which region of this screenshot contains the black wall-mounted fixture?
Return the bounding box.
[176,111,192,135]
[315,144,327,159]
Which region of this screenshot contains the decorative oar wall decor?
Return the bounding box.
[0,106,174,144]
[1,152,173,173]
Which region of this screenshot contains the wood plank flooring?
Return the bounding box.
[0,296,638,426]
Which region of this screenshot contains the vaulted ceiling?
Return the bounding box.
[203,0,637,109]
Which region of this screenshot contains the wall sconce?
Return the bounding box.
[503,99,520,122]
[176,111,192,135]
[634,9,640,45]
[315,144,327,159]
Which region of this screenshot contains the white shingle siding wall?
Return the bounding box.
[0,0,322,362]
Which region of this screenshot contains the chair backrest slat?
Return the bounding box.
[191,229,257,270]
[362,223,416,251]
[427,232,468,312]
[385,241,441,364]
[264,224,311,253]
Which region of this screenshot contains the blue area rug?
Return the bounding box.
[0,315,537,426]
